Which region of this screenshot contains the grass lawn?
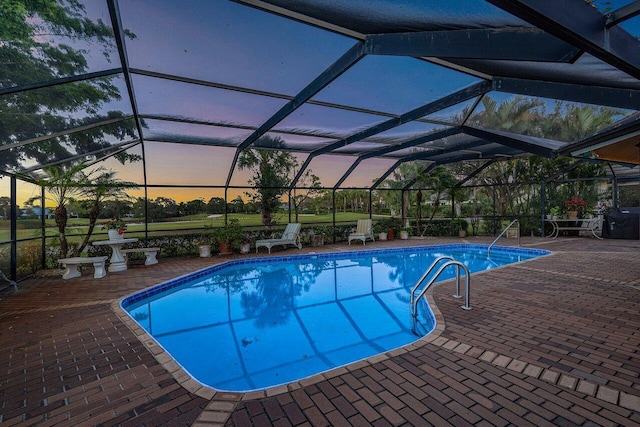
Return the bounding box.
[2,212,380,242]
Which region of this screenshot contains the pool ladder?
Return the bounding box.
[410,256,472,321]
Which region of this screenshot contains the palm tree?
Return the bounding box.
[74,168,138,255]
[22,163,138,258]
[22,163,89,258]
[468,96,544,135]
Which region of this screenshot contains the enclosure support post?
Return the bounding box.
[224,187,228,224]
[369,190,373,219]
[401,189,407,227]
[540,181,546,237]
[332,190,336,244]
[492,189,497,236]
[41,186,46,271]
[10,175,17,281]
[451,188,456,236]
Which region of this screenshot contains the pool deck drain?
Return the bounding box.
[1,236,638,426]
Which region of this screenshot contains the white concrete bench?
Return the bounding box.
[121,247,159,265]
[58,256,108,280]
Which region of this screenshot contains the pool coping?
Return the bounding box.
[108,244,640,424]
[111,244,550,401]
[110,278,451,404]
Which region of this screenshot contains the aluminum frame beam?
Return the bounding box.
[606,1,640,27]
[401,163,438,191]
[456,160,498,187]
[366,29,577,62]
[0,115,134,153]
[107,0,145,144]
[461,126,559,157]
[224,41,368,188]
[0,68,122,97]
[290,81,491,187]
[493,77,640,110]
[330,128,461,190]
[486,0,640,80]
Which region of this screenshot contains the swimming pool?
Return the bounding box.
[121,244,548,391]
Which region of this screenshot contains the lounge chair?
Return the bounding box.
[348,219,375,245]
[0,270,18,292]
[256,223,303,254]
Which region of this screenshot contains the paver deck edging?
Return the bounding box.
[110,288,453,426]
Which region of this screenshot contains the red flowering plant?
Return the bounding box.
[102,217,127,235]
[564,196,588,215]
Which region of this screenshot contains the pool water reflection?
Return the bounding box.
[122,244,548,391]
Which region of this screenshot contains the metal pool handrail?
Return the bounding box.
[488,218,520,256]
[410,257,472,317]
[409,256,454,309]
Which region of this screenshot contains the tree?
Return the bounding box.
[207,197,226,214]
[468,96,544,137]
[228,196,245,214]
[0,196,11,221]
[101,199,133,219]
[382,163,419,226]
[23,163,137,257]
[75,167,138,255]
[311,190,332,215]
[381,162,455,234]
[23,162,89,258]
[466,95,616,223]
[238,136,297,227]
[154,197,178,218]
[545,104,623,142]
[291,170,321,222]
[183,198,206,216]
[1,0,138,171]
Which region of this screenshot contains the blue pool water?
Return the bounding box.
[121,244,548,391]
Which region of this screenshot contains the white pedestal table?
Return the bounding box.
[92,238,138,272]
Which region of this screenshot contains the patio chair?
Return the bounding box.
[0,270,18,293]
[256,223,303,254]
[348,219,375,245]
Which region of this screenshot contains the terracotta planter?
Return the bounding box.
[387,227,395,241]
[218,240,233,255]
[567,211,578,219]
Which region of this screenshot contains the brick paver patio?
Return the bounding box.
[1,236,638,426]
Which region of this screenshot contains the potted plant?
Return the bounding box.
[469,216,480,236]
[399,226,412,240]
[197,226,213,257]
[564,196,588,219]
[549,206,561,220]
[102,217,127,240]
[456,218,468,238]
[198,241,211,257]
[215,219,243,255]
[240,233,252,254]
[374,222,387,241]
[387,223,396,241]
[375,218,401,241]
[312,225,334,246]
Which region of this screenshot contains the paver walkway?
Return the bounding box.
[0,236,638,426]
